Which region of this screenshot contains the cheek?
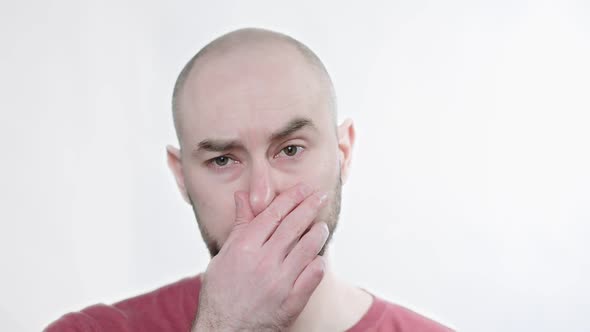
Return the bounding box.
[304,153,340,222]
[185,168,238,243]
[302,145,340,191]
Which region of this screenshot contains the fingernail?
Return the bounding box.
[321,222,329,235]
[318,192,328,205]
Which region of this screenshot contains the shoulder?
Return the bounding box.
[43,274,202,332]
[348,293,454,332]
[378,297,454,332]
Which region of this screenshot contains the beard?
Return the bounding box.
[188,176,342,258]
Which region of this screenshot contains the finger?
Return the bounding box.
[235,191,255,224]
[232,191,255,232]
[282,221,329,282]
[246,183,314,245]
[281,255,326,316]
[264,191,328,257]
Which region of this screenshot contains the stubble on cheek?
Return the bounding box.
[187,192,226,257]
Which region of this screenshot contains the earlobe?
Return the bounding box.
[166,145,191,204]
[337,118,356,184]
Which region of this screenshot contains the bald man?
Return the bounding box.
[45,28,453,332]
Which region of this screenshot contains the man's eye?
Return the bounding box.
[279,145,303,157]
[212,155,232,167]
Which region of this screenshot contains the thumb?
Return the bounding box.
[234,191,254,228]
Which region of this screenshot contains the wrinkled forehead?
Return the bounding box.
[177,44,333,145]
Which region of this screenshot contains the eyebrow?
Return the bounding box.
[196,139,245,153]
[193,117,316,156]
[269,117,316,142]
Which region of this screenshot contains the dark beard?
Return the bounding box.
[188,177,342,258]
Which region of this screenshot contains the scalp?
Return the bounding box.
[171,28,337,146]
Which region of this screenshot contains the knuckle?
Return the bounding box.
[263,205,283,221]
[305,225,320,240]
[295,223,311,240]
[293,239,313,257]
[291,185,308,203]
[255,257,276,274]
[274,232,296,252]
[309,193,325,208]
[311,262,325,278]
[234,239,256,254]
[304,225,326,249]
[279,224,305,245]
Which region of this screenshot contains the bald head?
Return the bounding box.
[171,28,336,146]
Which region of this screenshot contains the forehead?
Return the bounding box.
[177,44,332,143]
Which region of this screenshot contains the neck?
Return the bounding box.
[286,249,373,332]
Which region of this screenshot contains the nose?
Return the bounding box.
[248,161,277,216]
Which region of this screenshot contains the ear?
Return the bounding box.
[337,118,356,184]
[166,144,191,204]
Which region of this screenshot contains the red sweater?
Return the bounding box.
[44,275,453,332]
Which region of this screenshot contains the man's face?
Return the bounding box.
[172,43,350,257]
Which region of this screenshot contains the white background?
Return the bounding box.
[1,1,589,331]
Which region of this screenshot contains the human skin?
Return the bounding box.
[166,31,355,331]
